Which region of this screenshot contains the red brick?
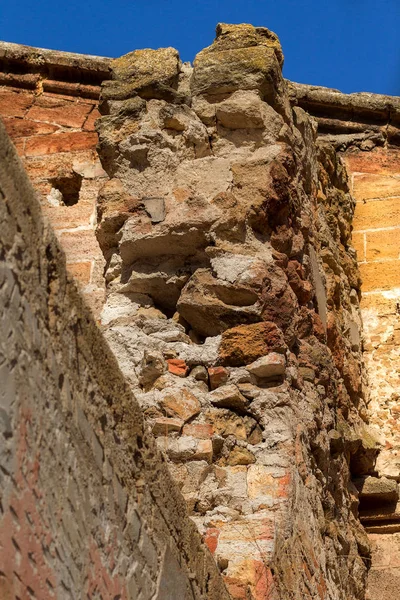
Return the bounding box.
[27,96,92,128]
[25,132,98,156]
[0,89,33,117]
[204,527,220,554]
[208,366,229,390]
[167,358,189,377]
[3,117,59,139]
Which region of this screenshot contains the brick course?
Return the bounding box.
[0,57,107,316]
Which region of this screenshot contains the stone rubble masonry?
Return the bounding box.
[0,41,113,317]
[2,26,400,600]
[94,23,375,599]
[0,119,229,600]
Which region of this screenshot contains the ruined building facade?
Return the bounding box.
[1,24,400,599]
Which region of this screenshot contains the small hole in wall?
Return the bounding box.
[49,172,83,206]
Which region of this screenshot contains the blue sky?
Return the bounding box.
[1,0,399,95]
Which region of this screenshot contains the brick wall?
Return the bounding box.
[0,42,112,316]
[345,148,400,478]
[0,119,228,600]
[344,148,400,599]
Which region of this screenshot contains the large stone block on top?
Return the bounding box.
[191,23,285,107]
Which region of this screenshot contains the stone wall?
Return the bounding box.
[94,24,373,599]
[2,26,400,600]
[0,118,228,600]
[0,41,112,316]
[291,82,400,600]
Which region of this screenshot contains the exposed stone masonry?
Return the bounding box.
[2,24,400,600]
[94,23,376,599]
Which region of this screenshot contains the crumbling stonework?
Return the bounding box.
[94,23,375,599]
[0,119,228,600]
[2,24,400,600]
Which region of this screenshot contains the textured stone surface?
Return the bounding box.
[0,119,228,600]
[4,29,400,600]
[95,23,372,599]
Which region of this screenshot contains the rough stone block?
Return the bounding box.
[246,353,286,379]
[218,322,286,366]
[354,476,399,504]
[359,260,400,292]
[366,229,400,261]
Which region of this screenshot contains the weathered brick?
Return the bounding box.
[366,229,400,261]
[67,261,92,285]
[27,96,92,128]
[0,89,33,117]
[40,197,94,230]
[360,293,398,317]
[345,148,400,176]
[24,151,95,180]
[353,198,400,231]
[57,229,102,262]
[25,131,98,156]
[3,117,60,138]
[359,260,400,291]
[353,174,400,202]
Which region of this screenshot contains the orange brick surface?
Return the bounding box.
[83,107,101,131]
[353,197,400,231]
[3,117,60,138]
[360,293,398,317]
[25,131,98,156]
[359,260,400,291]
[24,151,94,180]
[27,96,92,128]
[366,229,400,262]
[345,148,400,176]
[0,89,33,117]
[353,174,400,202]
[67,261,92,284]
